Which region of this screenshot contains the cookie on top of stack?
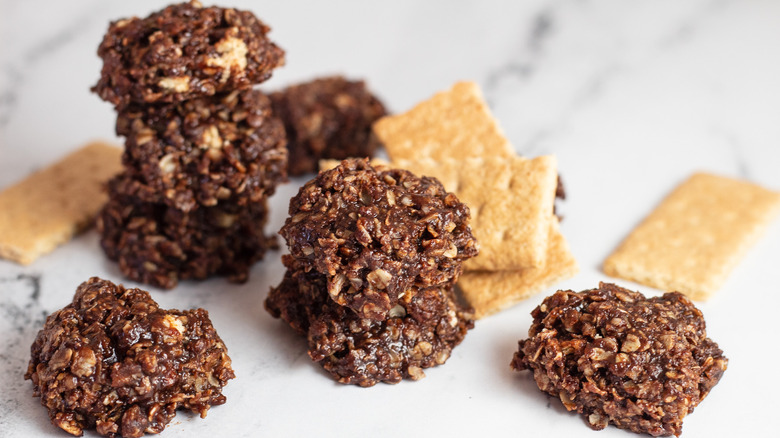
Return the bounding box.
[92,1,288,289]
[266,158,478,386]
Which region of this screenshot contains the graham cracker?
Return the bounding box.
[394,155,558,270]
[372,81,514,160]
[603,172,780,300]
[0,142,123,265]
[457,220,579,319]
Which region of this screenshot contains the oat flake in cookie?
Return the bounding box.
[25,277,235,438]
[512,282,727,436]
[93,1,285,107]
[280,158,479,321]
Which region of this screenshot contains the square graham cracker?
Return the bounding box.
[394,155,558,270]
[372,81,514,160]
[457,220,579,319]
[0,142,123,265]
[603,172,780,300]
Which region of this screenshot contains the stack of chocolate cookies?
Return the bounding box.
[265,158,479,386]
[92,1,287,289]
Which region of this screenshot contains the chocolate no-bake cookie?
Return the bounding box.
[93,1,284,107]
[25,277,235,438]
[92,1,285,287]
[269,76,387,175]
[280,158,478,320]
[511,283,727,437]
[98,174,274,289]
[266,256,474,386]
[116,88,287,211]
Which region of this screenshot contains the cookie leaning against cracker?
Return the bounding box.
[394,156,559,270]
[0,142,122,265]
[603,172,780,300]
[322,157,574,317]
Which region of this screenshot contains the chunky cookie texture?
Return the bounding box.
[512,283,727,437]
[93,1,285,287]
[266,256,474,387]
[98,174,274,290]
[25,278,235,438]
[116,88,287,212]
[93,1,284,107]
[269,76,387,176]
[280,158,478,320]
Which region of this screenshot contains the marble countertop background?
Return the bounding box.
[1,1,779,436]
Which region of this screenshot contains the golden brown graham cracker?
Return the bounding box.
[372,81,514,160]
[394,155,558,270]
[458,220,579,319]
[603,172,780,300]
[0,142,123,265]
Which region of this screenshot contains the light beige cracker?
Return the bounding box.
[395,155,558,270]
[372,81,514,160]
[603,172,780,300]
[458,220,579,319]
[0,142,123,265]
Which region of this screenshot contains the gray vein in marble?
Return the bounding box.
[527,7,554,53]
[731,141,750,180]
[480,1,614,157]
[518,62,624,157]
[0,66,20,128]
[483,6,557,107]
[0,273,44,336]
[21,12,93,65]
[657,0,733,49]
[570,64,623,107]
[0,273,48,437]
[485,0,738,157]
[0,0,106,128]
[658,22,695,49]
[0,273,46,376]
[712,126,750,179]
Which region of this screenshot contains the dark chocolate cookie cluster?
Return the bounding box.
[93,1,287,288]
[512,283,728,436]
[25,278,235,438]
[269,76,387,176]
[266,158,478,386]
[93,0,284,107]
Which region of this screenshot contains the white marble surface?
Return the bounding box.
[2,0,780,436]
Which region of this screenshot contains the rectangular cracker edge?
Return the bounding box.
[372,81,515,160]
[458,220,579,318]
[0,141,123,265]
[603,172,780,300]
